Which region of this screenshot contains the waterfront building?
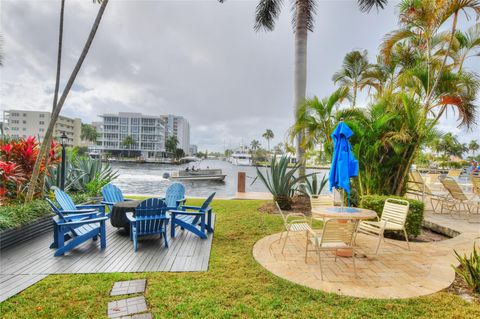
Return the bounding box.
[98,112,166,159]
[161,114,190,154]
[2,109,81,146]
[189,144,198,155]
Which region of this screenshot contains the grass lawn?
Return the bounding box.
[1,199,479,318]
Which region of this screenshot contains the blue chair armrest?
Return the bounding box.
[76,204,104,209]
[134,216,169,222]
[170,210,204,216]
[58,216,109,227]
[101,201,116,205]
[179,205,202,211]
[62,209,97,214]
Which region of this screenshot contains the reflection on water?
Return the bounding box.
[111,159,327,198]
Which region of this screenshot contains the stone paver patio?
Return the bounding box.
[107,296,148,318]
[253,212,479,299]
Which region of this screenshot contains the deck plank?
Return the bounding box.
[0,215,215,302]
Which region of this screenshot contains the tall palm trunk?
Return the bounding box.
[40,0,65,196]
[25,0,109,202]
[294,0,309,179]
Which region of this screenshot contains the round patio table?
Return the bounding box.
[311,206,377,257]
[110,200,141,229]
[311,206,377,221]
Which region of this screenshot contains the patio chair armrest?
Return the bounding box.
[179,205,202,211]
[101,201,116,205]
[169,210,204,216]
[64,212,100,219]
[76,204,105,212]
[58,216,109,227]
[61,208,97,214]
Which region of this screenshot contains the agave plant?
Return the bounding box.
[45,154,118,195]
[301,173,328,198]
[254,155,306,210]
[453,245,480,294]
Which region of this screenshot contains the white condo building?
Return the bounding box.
[2,109,81,146]
[97,112,166,158]
[161,114,190,155]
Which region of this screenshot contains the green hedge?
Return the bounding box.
[0,193,94,231]
[359,195,424,237]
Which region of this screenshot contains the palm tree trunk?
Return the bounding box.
[294,0,309,179]
[425,11,458,108]
[25,0,109,202]
[39,0,65,196]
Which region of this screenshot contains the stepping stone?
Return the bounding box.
[120,314,153,319]
[111,279,146,296]
[107,296,148,318]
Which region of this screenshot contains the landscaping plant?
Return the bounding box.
[254,155,307,210]
[301,173,328,197]
[454,244,480,294]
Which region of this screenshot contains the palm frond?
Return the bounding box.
[254,0,284,31]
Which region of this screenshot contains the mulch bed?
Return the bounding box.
[445,270,480,304]
[258,196,311,216]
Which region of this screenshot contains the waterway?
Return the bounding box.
[110,159,327,198]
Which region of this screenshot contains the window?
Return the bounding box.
[39,121,45,125]
[23,113,27,117]
[39,128,45,132]
[22,128,26,131]
[39,114,45,118]
[23,120,27,124]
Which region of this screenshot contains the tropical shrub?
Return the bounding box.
[45,154,118,196]
[254,155,305,210]
[453,245,480,294]
[359,195,424,237]
[0,137,60,201]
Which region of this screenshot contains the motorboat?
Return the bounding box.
[167,168,226,181]
[229,148,252,166]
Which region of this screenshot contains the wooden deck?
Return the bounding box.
[0,215,215,302]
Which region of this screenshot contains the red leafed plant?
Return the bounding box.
[0,137,60,202]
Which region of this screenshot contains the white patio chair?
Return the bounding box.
[275,201,311,253]
[407,170,447,213]
[440,177,479,215]
[304,219,357,280]
[357,198,410,254]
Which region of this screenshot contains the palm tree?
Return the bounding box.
[81,124,98,143]
[469,140,479,157]
[122,135,136,158]
[332,50,371,107]
[290,87,348,161]
[253,0,388,178]
[453,23,480,72]
[165,136,179,155]
[262,129,274,151]
[250,140,261,152]
[26,0,109,202]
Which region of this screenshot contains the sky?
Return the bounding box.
[1,0,479,152]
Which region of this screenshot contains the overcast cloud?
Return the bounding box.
[1,0,478,152]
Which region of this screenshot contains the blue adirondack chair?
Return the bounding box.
[101,183,132,212]
[126,198,169,251]
[54,188,106,215]
[46,198,108,256]
[162,182,186,210]
[170,192,215,239]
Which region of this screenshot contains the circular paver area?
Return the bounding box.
[253,231,478,299]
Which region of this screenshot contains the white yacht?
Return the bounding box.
[229,149,252,166]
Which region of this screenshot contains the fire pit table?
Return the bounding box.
[110,200,141,229]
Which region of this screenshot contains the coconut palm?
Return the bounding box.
[262,129,274,151]
[332,50,372,107]
[469,140,479,157]
[453,23,480,72]
[81,124,98,143]
[26,0,109,202]
[165,136,179,154]
[122,135,136,157]
[253,0,388,178]
[289,87,348,161]
[250,140,261,152]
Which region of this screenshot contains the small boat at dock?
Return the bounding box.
[167,169,226,181]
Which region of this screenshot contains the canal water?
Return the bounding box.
[111,159,327,198]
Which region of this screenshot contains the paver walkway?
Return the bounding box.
[0,216,215,302]
[253,212,479,299]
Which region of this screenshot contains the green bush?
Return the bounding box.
[359,195,424,237]
[454,245,480,294]
[0,200,52,230]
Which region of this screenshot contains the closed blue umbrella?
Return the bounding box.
[329,121,358,206]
